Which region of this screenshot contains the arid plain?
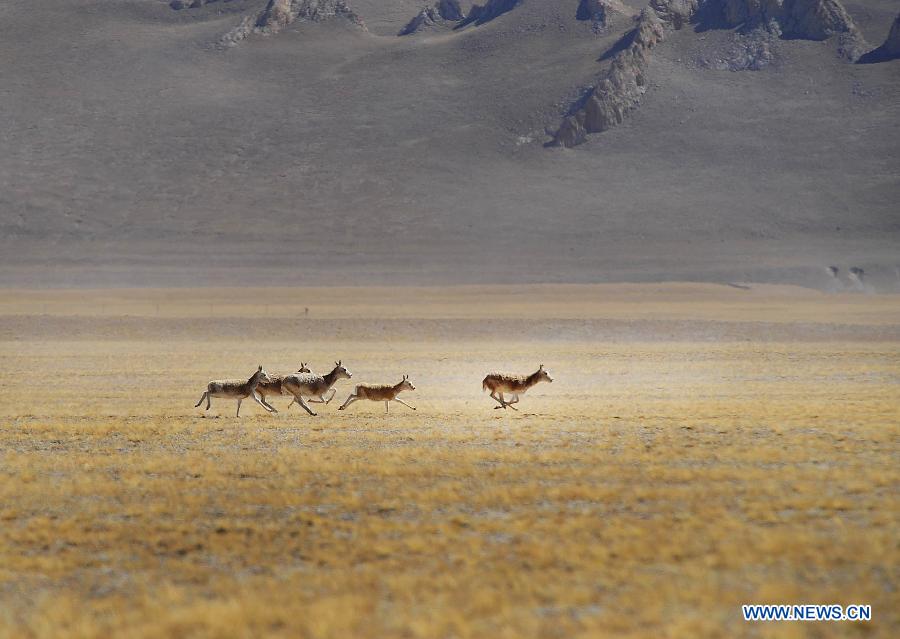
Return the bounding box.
[1,284,898,638]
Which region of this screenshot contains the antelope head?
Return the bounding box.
[399,374,415,392]
[332,360,352,380]
[536,364,553,383]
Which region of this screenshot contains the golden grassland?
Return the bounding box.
[0,285,898,638]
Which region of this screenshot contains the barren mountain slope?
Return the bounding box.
[1,0,897,287]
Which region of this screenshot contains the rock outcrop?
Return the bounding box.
[399,0,465,35]
[717,0,847,38]
[171,0,260,9]
[641,0,864,49]
[554,8,665,147]
[577,0,634,32]
[698,25,778,70]
[552,0,869,147]
[255,0,366,33]
[219,0,366,45]
[707,0,867,60]
[648,0,698,29]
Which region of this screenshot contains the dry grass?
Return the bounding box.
[0,285,898,638]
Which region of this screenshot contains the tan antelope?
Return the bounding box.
[255,362,312,412]
[282,361,352,416]
[482,364,553,410]
[194,365,274,417]
[338,375,416,413]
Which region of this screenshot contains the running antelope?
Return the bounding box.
[256,362,311,412]
[482,364,553,410]
[194,365,274,417]
[282,361,352,416]
[338,375,416,413]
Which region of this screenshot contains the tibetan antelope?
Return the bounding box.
[482,364,553,410]
[282,361,352,416]
[194,365,274,417]
[338,375,416,413]
[255,362,311,412]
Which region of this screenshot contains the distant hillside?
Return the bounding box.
[0,0,897,288]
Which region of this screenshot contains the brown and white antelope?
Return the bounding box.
[281,361,352,416]
[338,375,416,413]
[194,365,274,417]
[255,362,311,412]
[482,364,553,410]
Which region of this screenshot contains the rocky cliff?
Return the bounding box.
[554,8,665,147]
[554,0,870,147]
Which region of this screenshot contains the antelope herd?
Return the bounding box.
[195,363,553,416]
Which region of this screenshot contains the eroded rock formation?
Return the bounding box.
[717,0,848,38]
[218,0,366,45]
[699,26,778,70]
[707,0,867,60]
[553,0,869,147]
[577,0,634,32]
[400,0,465,35]
[648,0,698,29]
[255,0,366,33]
[554,8,665,147]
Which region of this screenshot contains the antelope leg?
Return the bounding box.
[254,392,277,414]
[291,394,317,416]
